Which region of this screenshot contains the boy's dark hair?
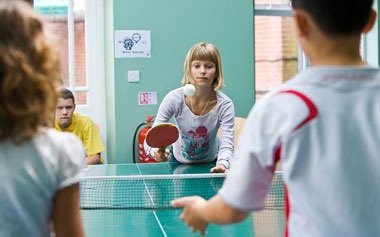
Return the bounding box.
[58,88,75,105]
[24,0,34,5]
[292,0,373,35]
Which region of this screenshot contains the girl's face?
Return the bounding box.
[190,60,217,89]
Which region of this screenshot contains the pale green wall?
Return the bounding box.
[105,0,255,163]
[365,0,379,66]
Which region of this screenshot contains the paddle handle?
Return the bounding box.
[155,146,168,162]
[158,146,166,153]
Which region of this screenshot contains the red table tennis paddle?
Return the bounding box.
[146,123,179,149]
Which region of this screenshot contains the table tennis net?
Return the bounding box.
[80,172,284,210]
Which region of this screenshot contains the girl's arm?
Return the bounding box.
[53,183,85,237]
[216,99,235,170]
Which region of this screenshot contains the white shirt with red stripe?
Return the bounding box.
[219,66,380,237]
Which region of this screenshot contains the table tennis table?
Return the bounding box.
[80,162,285,237]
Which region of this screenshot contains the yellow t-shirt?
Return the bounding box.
[55,113,105,163]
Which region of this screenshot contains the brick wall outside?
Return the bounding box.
[254,0,297,101]
[281,17,298,83]
[46,16,87,105]
[255,15,298,101]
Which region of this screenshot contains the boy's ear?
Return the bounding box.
[362,9,377,34]
[293,9,309,37]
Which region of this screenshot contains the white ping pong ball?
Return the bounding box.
[183,84,196,97]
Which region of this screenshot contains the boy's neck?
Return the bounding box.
[308,35,367,67]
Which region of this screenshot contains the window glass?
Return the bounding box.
[255,15,298,101]
[75,92,88,105]
[34,0,87,105]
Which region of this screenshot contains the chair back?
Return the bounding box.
[218,116,247,148]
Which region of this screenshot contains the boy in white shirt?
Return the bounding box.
[172,0,380,236]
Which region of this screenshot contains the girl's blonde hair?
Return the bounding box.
[0,1,61,143]
[182,42,224,91]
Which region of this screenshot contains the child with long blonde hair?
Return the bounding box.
[145,42,235,173]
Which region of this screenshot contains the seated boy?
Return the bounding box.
[172,0,380,236]
[55,88,105,165]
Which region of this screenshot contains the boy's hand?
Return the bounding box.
[153,147,169,162]
[171,196,209,235]
[210,164,228,173]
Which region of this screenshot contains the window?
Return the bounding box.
[254,0,369,102]
[34,0,107,161]
[254,0,306,101]
[35,0,87,105]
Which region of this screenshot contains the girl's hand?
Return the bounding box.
[210,164,228,173]
[153,147,170,162]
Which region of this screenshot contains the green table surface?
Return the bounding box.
[81,163,285,237]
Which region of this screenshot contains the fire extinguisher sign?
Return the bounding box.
[138,91,158,105]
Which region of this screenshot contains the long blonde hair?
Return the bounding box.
[0,1,61,143]
[182,42,224,91]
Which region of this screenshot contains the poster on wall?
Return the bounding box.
[115,30,151,58]
[138,92,157,105]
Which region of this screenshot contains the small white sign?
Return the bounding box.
[138,91,157,105]
[115,30,151,58]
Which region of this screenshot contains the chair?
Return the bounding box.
[218,117,281,170]
[218,117,247,148]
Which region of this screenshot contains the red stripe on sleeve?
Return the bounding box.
[284,184,290,237]
[277,90,318,131]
